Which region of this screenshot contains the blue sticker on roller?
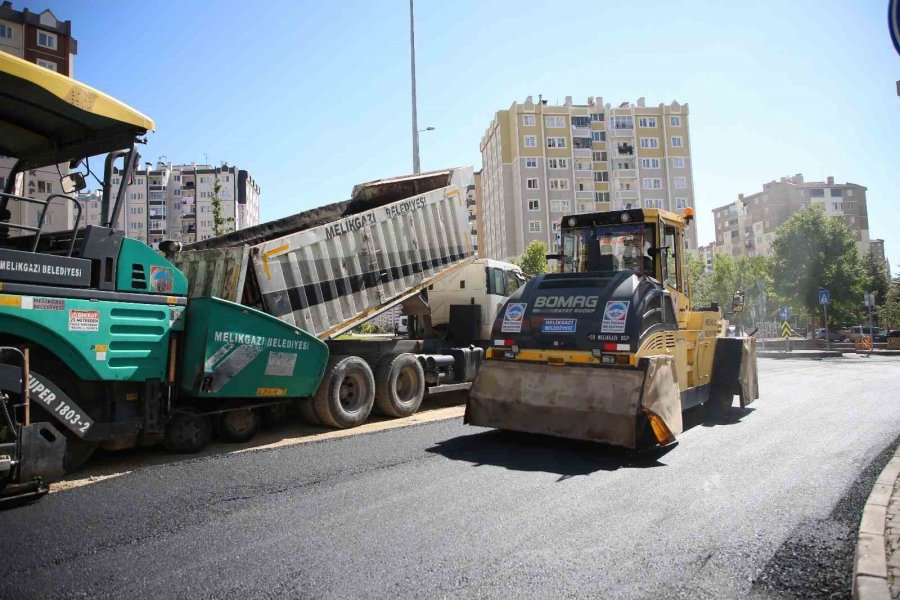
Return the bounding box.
[541,318,577,333]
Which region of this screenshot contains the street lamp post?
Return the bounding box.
[409,0,420,174]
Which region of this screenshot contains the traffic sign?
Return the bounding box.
[781,320,792,338]
[818,290,830,305]
[864,292,876,307]
[779,306,791,321]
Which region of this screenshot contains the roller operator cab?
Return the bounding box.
[466,208,759,449]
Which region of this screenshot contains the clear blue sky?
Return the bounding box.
[31,0,900,270]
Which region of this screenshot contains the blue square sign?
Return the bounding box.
[818,290,830,305]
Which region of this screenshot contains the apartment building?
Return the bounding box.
[87,162,261,248]
[869,239,891,278]
[712,174,869,259]
[470,170,482,255]
[0,2,78,234]
[479,95,697,261]
[697,243,716,274]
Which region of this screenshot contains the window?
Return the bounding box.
[640,158,660,169]
[174,175,181,182]
[526,178,539,190]
[136,178,144,185]
[199,176,208,184]
[528,220,541,233]
[591,131,606,142]
[528,199,540,211]
[672,157,685,168]
[572,116,591,128]
[592,151,607,162]
[594,171,609,182]
[670,116,681,127]
[35,58,57,72]
[847,189,854,197]
[547,137,566,148]
[550,199,571,212]
[674,177,687,189]
[809,188,825,197]
[645,199,663,209]
[590,113,605,122]
[524,135,537,148]
[36,30,57,49]
[523,115,535,126]
[643,178,662,190]
[638,117,657,128]
[832,202,842,211]
[0,24,12,39]
[830,188,842,197]
[36,180,52,193]
[639,137,659,149]
[671,136,684,147]
[548,158,568,169]
[675,198,687,209]
[549,179,570,190]
[573,137,592,149]
[525,157,538,168]
[611,116,633,129]
[545,116,565,128]
[595,192,610,203]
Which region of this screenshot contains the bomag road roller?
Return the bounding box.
[466,207,758,449]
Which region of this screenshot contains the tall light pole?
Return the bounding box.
[409,0,420,173]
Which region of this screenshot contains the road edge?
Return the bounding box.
[853,444,900,600]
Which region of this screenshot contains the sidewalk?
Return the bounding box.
[853,445,900,599]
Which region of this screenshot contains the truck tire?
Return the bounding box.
[296,400,321,426]
[312,355,375,429]
[164,411,213,453]
[216,409,260,443]
[260,403,290,429]
[374,353,425,418]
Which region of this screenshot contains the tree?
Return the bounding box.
[860,251,891,319]
[878,285,900,330]
[770,206,863,327]
[515,240,550,277]
[698,253,771,324]
[210,178,235,236]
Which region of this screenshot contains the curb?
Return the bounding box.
[853,447,900,600]
[757,351,844,359]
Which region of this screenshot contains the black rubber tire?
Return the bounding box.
[296,400,322,426]
[374,353,425,418]
[163,411,213,454]
[312,355,375,429]
[260,403,290,429]
[215,409,261,443]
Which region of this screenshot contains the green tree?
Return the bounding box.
[860,251,891,318]
[210,178,235,236]
[515,240,550,277]
[770,205,863,327]
[696,252,771,324]
[878,285,900,330]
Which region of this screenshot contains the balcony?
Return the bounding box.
[575,191,595,200]
[571,125,591,137]
[616,189,638,200]
[470,228,477,236]
[573,169,593,179]
[465,198,476,207]
[611,128,634,139]
[572,148,593,158]
[615,169,636,179]
[468,214,476,222]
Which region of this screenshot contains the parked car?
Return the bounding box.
[848,325,887,342]
[816,328,848,342]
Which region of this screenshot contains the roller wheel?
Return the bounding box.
[374,353,425,418]
[705,384,734,421]
[312,355,375,428]
[164,411,213,453]
[216,409,261,443]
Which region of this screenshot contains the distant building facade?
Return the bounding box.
[479,95,697,261]
[0,2,79,234]
[712,174,870,259]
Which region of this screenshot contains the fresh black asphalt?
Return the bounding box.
[0,356,897,599]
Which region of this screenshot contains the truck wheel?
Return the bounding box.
[313,355,375,428]
[374,353,425,418]
[296,400,321,426]
[261,403,290,429]
[164,411,212,453]
[216,409,260,443]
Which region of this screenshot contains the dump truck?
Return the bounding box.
[0,53,512,501]
[467,207,758,449]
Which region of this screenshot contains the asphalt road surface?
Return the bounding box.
[1,356,898,600]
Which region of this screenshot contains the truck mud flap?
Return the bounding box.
[18,421,66,484]
[466,356,682,449]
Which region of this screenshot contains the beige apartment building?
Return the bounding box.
[479,95,697,261]
[712,174,870,259]
[78,162,260,248]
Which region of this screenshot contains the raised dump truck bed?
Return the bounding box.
[171,167,474,339]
